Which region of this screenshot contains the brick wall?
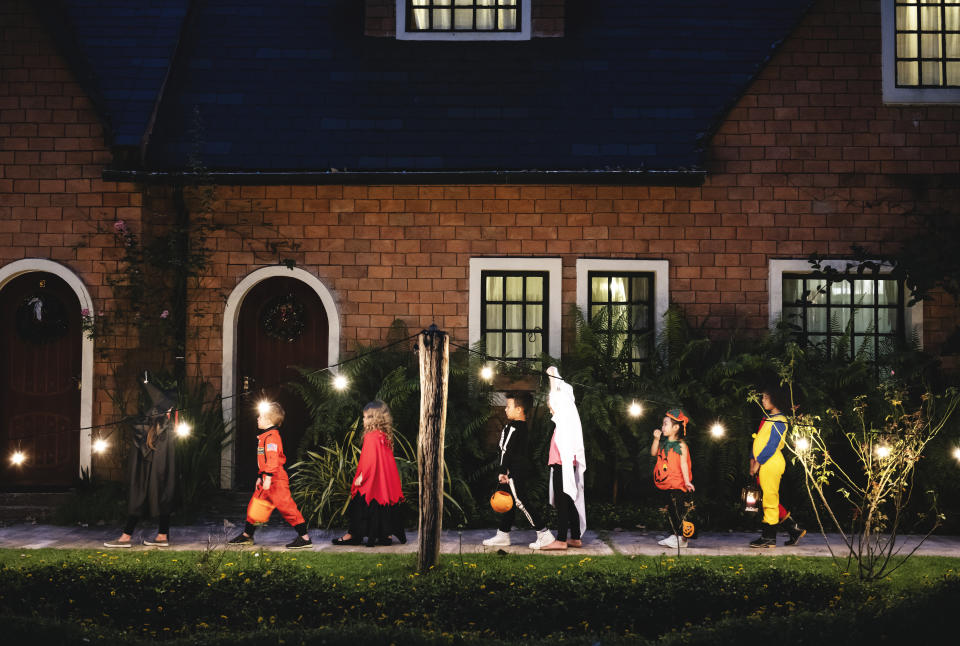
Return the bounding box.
[0,0,144,477]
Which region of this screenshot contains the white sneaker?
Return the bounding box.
[528,529,556,550]
[657,535,687,548]
[482,530,511,546]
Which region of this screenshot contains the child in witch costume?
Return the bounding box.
[104,378,178,548]
[749,384,805,548]
[650,408,695,549]
[332,400,406,547]
[482,391,553,548]
[228,401,312,549]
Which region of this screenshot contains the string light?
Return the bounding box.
[92,438,109,454]
[257,400,271,416]
[628,401,643,418]
[709,423,725,438]
[332,374,349,391]
[10,451,25,466]
[794,437,811,452]
[479,365,494,382]
[175,422,192,438]
[952,447,960,462]
[875,445,892,459]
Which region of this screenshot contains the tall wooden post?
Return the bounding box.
[417,325,449,572]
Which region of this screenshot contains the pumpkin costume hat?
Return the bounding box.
[665,408,690,436]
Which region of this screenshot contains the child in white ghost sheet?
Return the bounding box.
[482,391,554,548]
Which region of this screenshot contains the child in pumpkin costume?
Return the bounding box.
[650,408,695,548]
[228,401,312,549]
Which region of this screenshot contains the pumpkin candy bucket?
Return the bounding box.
[247,496,275,524]
[489,490,514,513]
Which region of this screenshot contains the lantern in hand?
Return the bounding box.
[741,486,762,513]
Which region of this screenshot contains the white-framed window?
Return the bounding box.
[882,1,960,103]
[575,259,669,373]
[769,259,923,360]
[469,257,561,365]
[397,0,532,40]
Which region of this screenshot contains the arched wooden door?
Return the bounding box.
[235,277,328,486]
[0,272,81,488]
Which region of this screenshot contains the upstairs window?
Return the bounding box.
[883,1,960,102]
[398,0,531,40]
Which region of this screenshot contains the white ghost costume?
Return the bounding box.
[546,366,587,538]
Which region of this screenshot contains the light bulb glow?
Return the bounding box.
[257,401,271,416]
[175,423,191,438]
[333,374,348,391]
[875,445,892,459]
[795,437,811,452]
[10,451,25,466]
[953,447,960,462]
[709,423,725,438]
[628,401,643,418]
[92,438,109,454]
[479,365,494,381]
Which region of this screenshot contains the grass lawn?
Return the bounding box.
[2,549,958,644]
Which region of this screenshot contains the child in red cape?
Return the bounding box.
[332,400,406,547]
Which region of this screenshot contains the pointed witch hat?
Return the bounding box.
[142,378,178,416]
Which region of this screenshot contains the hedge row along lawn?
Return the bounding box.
[2,550,958,645]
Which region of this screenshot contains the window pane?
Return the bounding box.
[505,332,522,358]
[590,305,605,321]
[853,279,875,305]
[922,6,941,30]
[833,309,851,333]
[630,276,650,300]
[879,308,898,333]
[631,305,649,330]
[412,8,430,29]
[454,8,472,29]
[485,332,502,358]
[526,276,543,300]
[505,276,523,300]
[505,304,522,328]
[921,33,942,57]
[433,8,452,30]
[611,304,629,326]
[525,332,542,357]
[899,61,920,84]
[485,275,503,301]
[485,304,502,329]
[477,8,495,29]
[876,280,898,305]
[898,33,919,57]
[783,278,804,304]
[948,61,960,85]
[609,277,628,302]
[612,333,627,355]
[591,277,608,302]
[498,8,516,30]
[947,6,960,30]
[782,306,803,328]
[525,304,542,329]
[950,33,960,56]
[922,60,942,84]
[856,336,876,361]
[830,280,851,304]
[808,334,827,349]
[897,6,919,30]
[854,308,874,333]
[806,279,827,304]
[808,308,828,333]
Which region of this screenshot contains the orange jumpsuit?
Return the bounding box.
[246,425,305,527]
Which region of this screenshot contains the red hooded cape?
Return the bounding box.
[351,429,404,505]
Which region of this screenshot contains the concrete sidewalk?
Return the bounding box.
[3,522,960,557]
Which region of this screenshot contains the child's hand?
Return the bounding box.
[653,429,662,439]
[749,458,759,475]
[262,475,271,490]
[354,473,363,487]
[498,474,509,484]
[685,481,695,492]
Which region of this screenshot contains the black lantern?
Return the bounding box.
[741,485,762,513]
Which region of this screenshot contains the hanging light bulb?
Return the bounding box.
[479,365,494,382]
[952,447,960,462]
[10,451,25,466]
[333,374,349,391]
[794,437,811,452]
[92,438,109,454]
[875,444,892,459]
[628,401,643,418]
[175,422,192,438]
[709,423,725,438]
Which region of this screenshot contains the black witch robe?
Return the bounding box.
[126,415,177,518]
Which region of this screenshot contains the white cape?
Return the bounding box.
[545,366,587,537]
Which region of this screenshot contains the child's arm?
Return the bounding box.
[260,430,284,489]
[650,429,661,456]
[679,441,694,492]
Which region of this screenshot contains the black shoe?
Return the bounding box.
[331,535,361,546]
[365,538,377,548]
[395,530,407,544]
[227,533,253,545]
[785,528,806,546]
[750,536,777,548]
[286,536,313,550]
[378,537,393,546]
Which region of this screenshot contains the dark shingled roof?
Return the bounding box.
[60,0,810,173]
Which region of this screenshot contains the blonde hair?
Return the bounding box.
[261,401,286,427]
[362,400,394,447]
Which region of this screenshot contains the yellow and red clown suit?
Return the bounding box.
[751,412,789,527]
[247,425,306,528]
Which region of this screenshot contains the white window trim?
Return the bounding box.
[768,259,923,348]
[575,259,670,341]
[469,257,562,360]
[396,0,532,41]
[881,1,960,104]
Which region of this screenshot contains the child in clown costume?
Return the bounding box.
[749,384,805,548]
[650,408,695,548]
[228,401,313,549]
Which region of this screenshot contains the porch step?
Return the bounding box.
[0,492,74,524]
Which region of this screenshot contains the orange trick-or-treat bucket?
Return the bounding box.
[490,490,514,513]
[247,497,275,524]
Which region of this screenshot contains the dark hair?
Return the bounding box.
[506,391,534,416]
[762,383,791,413]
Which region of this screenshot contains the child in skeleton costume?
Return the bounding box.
[749,384,805,548]
[104,379,177,548]
[228,401,313,549]
[650,408,695,549]
[536,366,587,551]
[483,391,553,548]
